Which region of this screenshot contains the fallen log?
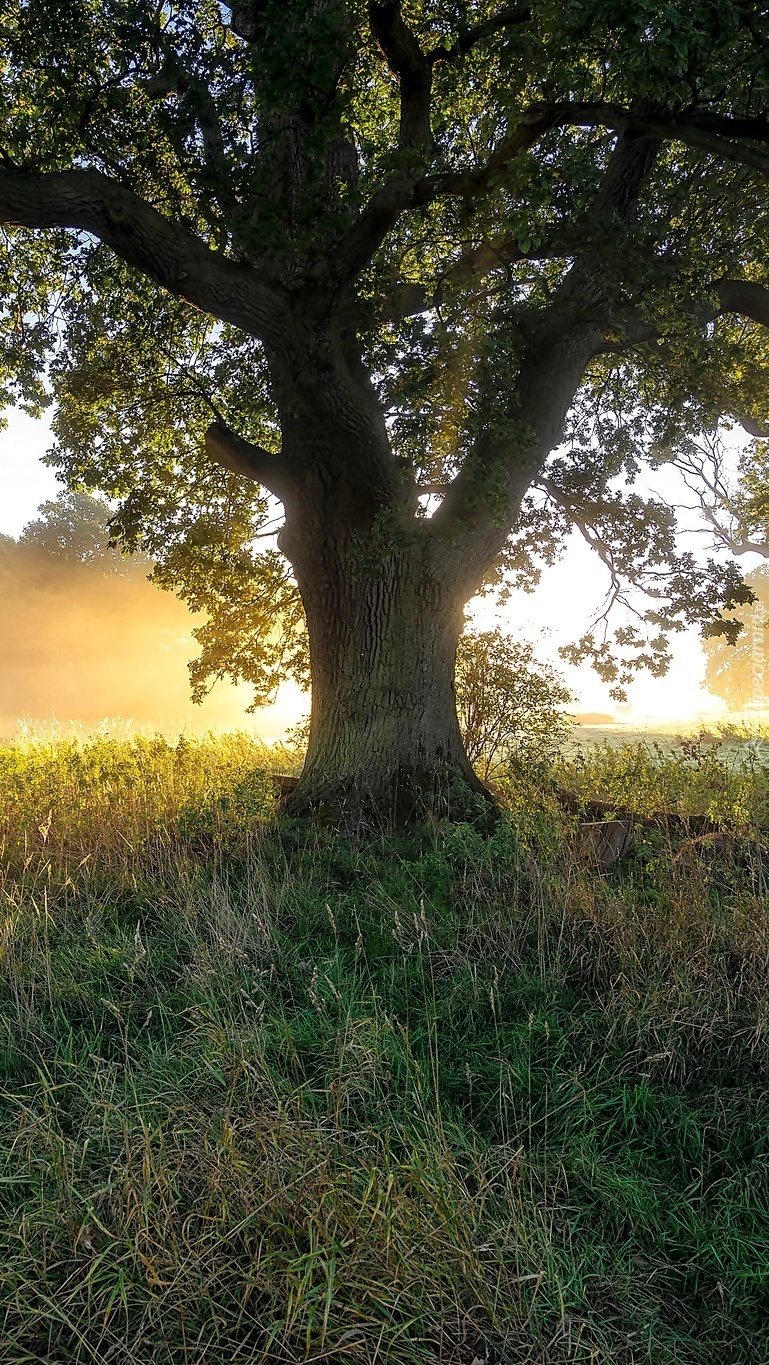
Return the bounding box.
[554,787,768,838]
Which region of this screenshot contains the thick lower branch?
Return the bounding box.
[554,102,769,177]
[204,420,290,498]
[0,166,285,339]
[369,0,433,153]
[714,279,769,328]
[430,326,602,591]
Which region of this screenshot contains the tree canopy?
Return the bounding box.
[18,489,150,574]
[3,1,769,813]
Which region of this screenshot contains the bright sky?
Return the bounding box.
[0,407,60,534]
[468,544,730,727]
[0,406,739,731]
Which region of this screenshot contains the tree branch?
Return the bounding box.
[428,101,769,201]
[204,420,290,498]
[670,435,769,559]
[333,106,558,291]
[740,414,769,438]
[0,166,286,340]
[369,0,433,154]
[381,126,659,322]
[428,133,664,577]
[336,4,547,289]
[594,277,769,357]
[713,277,769,327]
[538,477,625,589]
[143,62,232,194]
[419,107,565,202]
[428,6,531,64]
[680,487,769,558]
[551,103,769,177]
[336,91,769,295]
[381,234,543,319]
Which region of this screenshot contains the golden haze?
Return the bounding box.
[0,544,302,738]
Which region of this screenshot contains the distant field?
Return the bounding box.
[572,723,769,766]
[1,733,768,1363]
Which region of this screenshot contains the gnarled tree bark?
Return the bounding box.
[287,539,485,821]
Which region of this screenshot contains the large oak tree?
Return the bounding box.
[3,0,769,818]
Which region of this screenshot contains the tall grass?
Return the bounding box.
[555,726,769,825]
[1,733,768,1362]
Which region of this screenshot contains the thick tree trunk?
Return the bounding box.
[281,515,489,824]
[265,332,496,826]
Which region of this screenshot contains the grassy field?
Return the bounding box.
[1,732,768,1363]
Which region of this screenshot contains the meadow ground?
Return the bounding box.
[1,731,768,1363]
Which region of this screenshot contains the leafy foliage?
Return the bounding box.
[19,490,150,576]
[455,626,573,778]
[703,565,769,709]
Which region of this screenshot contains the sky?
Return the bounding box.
[0,404,741,736]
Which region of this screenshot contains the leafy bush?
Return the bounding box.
[456,627,573,779]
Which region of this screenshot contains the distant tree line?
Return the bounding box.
[0,492,225,730]
[704,566,769,709]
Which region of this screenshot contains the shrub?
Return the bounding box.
[455,627,573,780]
